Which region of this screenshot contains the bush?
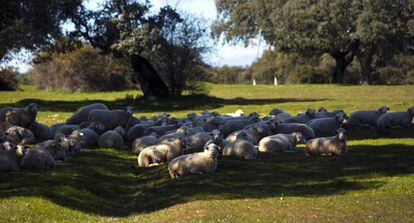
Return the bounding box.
[0,69,19,91]
[29,45,133,91]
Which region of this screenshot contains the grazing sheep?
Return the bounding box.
[285,109,315,124]
[305,128,347,156]
[258,132,306,153]
[347,106,389,127]
[168,143,219,178]
[35,139,68,161]
[0,103,38,129]
[66,103,108,125]
[5,126,36,145]
[127,123,153,141]
[184,132,213,150]
[143,124,178,136]
[269,108,292,122]
[223,132,258,159]
[98,127,125,149]
[20,147,56,170]
[227,124,267,145]
[88,107,133,130]
[28,121,53,141]
[70,129,97,147]
[54,124,80,138]
[0,144,25,172]
[307,112,347,137]
[219,116,259,137]
[137,137,185,167]
[273,122,315,140]
[132,133,159,155]
[376,106,414,130]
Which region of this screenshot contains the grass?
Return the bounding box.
[0,84,413,222]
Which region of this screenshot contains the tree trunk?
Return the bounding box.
[330,51,355,83]
[357,49,373,85]
[130,54,170,98]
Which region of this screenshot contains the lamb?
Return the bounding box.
[54,124,80,138]
[0,103,38,129]
[0,144,25,172]
[168,143,219,178]
[132,133,159,154]
[28,121,53,141]
[69,128,97,147]
[307,112,347,137]
[20,147,56,170]
[284,109,315,124]
[184,132,213,150]
[66,103,108,125]
[5,126,36,145]
[137,137,185,167]
[88,106,133,130]
[227,124,267,145]
[269,108,292,122]
[347,106,389,127]
[222,132,258,159]
[376,106,414,130]
[219,116,259,136]
[305,128,347,156]
[273,122,315,140]
[258,132,306,153]
[98,126,125,149]
[143,124,178,136]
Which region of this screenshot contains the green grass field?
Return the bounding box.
[0,84,414,222]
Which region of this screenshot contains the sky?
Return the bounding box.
[3,0,266,73]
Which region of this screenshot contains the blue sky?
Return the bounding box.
[4,0,266,72]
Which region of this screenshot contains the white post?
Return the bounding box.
[253,78,256,86]
[274,76,278,86]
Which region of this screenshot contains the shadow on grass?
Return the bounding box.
[0,95,328,113]
[1,143,414,217]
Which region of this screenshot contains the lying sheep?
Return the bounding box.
[307,112,347,137]
[158,126,190,141]
[227,124,267,145]
[273,122,315,140]
[54,124,80,138]
[314,109,346,119]
[0,103,38,129]
[168,143,219,178]
[204,129,229,152]
[5,126,36,145]
[184,132,213,150]
[285,109,315,124]
[50,123,66,135]
[347,106,389,127]
[70,129,97,147]
[28,121,53,141]
[143,124,178,136]
[376,106,414,130]
[132,133,159,155]
[258,132,306,153]
[56,135,82,155]
[0,144,25,172]
[127,123,153,141]
[219,116,259,136]
[98,126,125,149]
[225,109,245,117]
[86,122,107,136]
[269,108,292,122]
[88,107,133,130]
[223,132,257,159]
[20,147,56,170]
[66,103,108,125]
[34,139,68,161]
[202,117,224,132]
[305,128,347,156]
[137,137,185,167]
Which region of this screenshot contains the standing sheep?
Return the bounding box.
[0,103,38,129]
[258,132,306,153]
[347,106,389,127]
[376,106,414,130]
[168,143,219,178]
[305,128,347,156]
[137,137,185,167]
[222,132,258,159]
[66,103,108,125]
[0,144,26,172]
[88,107,133,130]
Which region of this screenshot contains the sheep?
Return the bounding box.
[258,132,306,153]
[307,112,347,137]
[273,122,315,140]
[284,109,315,124]
[56,135,82,156]
[168,143,219,178]
[376,106,414,130]
[225,109,245,117]
[34,139,68,161]
[184,132,213,150]
[202,117,224,132]
[88,106,133,130]
[28,121,53,141]
[227,124,267,145]
[222,132,258,159]
[69,128,97,147]
[305,128,347,156]
[132,133,159,155]
[137,137,185,167]
[98,126,125,149]
[219,116,259,137]
[54,124,80,138]
[86,122,107,135]
[204,129,229,152]
[50,123,66,135]
[66,103,108,125]
[20,147,56,170]
[1,141,14,151]
[347,106,389,127]
[5,126,36,145]
[127,123,153,141]
[269,108,292,122]
[314,109,346,119]
[158,126,190,141]
[0,103,38,129]
[0,144,25,172]
[143,124,178,136]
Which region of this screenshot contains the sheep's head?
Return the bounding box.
[1,141,14,150]
[26,103,38,115]
[204,143,219,159]
[318,107,328,112]
[176,126,189,135]
[251,125,266,135]
[211,129,224,143]
[269,108,283,116]
[336,128,347,142]
[187,112,197,121]
[235,131,249,141]
[335,112,347,124]
[235,109,245,116]
[292,132,307,144]
[114,126,126,137]
[407,106,414,116]
[378,106,390,114]
[305,109,316,118]
[16,144,26,157]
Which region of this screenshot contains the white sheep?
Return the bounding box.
[0,144,25,172]
[66,103,108,124]
[273,122,315,140]
[347,106,389,127]
[219,116,259,136]
[132,133,159,155]
[225,109,245,117]
[0,103,38,129]
[204,129,229,152]
[88,107,133,130]
[305,128,347,156]
[168,143,219,178]
[222,132,258,159]
[98,126,125,149]
[56,135,82,156]
[5,126,36,145]
[376,106,414,130]
[70,129,97,147]
[285,109,315,124]
[258,132,306,153]
[137,137,185,167]
[28,121,53,141]
[20,147,56,170]
[184,132,213,150]
[143,124,178,136]
[307,112,347,137]
[227,124,267,145]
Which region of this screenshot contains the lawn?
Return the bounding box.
[0,84,413,222]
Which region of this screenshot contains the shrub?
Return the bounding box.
[0,69,19,91]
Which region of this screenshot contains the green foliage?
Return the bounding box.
[206,65,248,84]
[29,45,133,91]
[0,68,18,91]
